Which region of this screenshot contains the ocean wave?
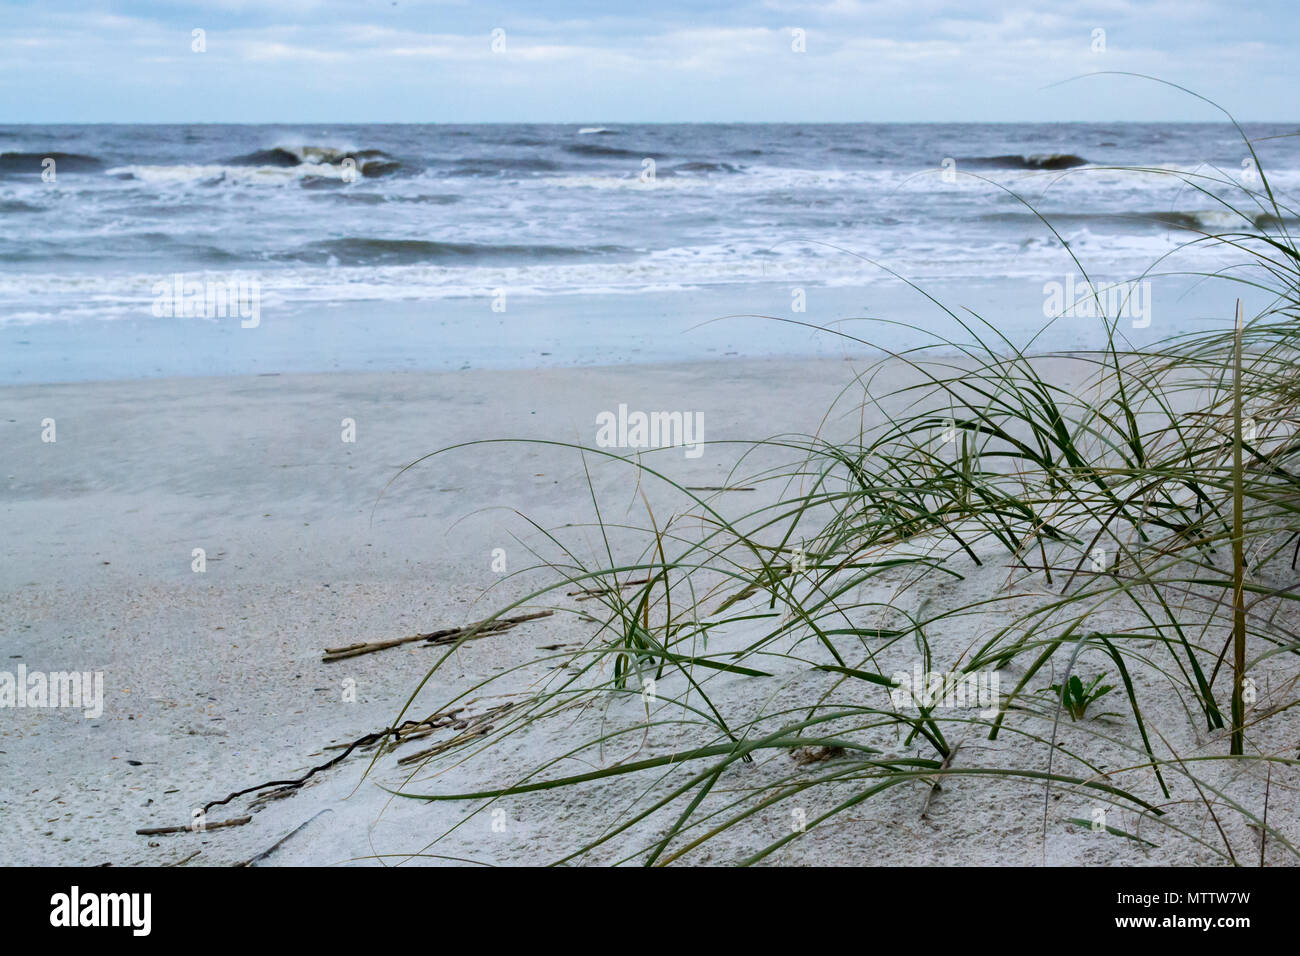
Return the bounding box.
[226,144,394,166]
[4,125,1292,331]
[225,147,302,167]
[533,165,894,191]
[0,199,42,213]
[108,163,334,185]
[1170,209,1300,231]
[0,239,1241,325]
[0,235,241,263]
[105,158,395,186]
[979,209,1300,231]
[564,143,657,158]
[280,237,628,266]
[446,157,562,176]
[577,127,616,135]
[100,143,403,185]
[0,151,104,172]
[961,153,1090,170]
[316,191,463,206]
[317,191,386,203]
[673,161,744,174]
[536,173,707,190]
[397,193,463,204]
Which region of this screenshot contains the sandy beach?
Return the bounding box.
[0,358,865,865]
[6,355,1295,867]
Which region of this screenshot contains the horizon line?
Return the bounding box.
[4,119,1298,126]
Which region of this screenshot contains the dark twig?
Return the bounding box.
[322,610,553,662]
[235,809,334,867]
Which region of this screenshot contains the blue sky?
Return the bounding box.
[1,0,1296,122]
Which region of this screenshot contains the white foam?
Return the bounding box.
[104,162,351,186]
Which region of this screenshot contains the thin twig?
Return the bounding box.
[235,809,334,867]
[137,816,251,836]
[322,610,553,662]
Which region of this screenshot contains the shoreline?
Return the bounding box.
[2,272,1254,386]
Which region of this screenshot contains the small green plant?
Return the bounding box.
[1048,674,1116,721]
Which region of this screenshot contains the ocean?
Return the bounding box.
[1,122,1295,381]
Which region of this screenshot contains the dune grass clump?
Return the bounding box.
[379,103,1300,865]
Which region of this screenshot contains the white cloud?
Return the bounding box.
[0,0,1291,120]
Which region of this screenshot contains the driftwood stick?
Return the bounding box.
[321,708,467,750]
[322,610,554,662]
[322,634,443,659]
[566,577,652,600]
[136,816,251,836]
[202,729,393,812]
[397,702,516,765]
[236,809,334,868]
[201,703,503,813]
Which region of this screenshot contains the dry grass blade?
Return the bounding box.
[321,610,554,662]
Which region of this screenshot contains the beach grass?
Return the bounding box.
[379,98,1300,865]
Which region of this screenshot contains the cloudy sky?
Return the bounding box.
[1,0,1295,122]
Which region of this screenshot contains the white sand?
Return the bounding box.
[3,358,1295,866]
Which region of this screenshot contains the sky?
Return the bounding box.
[0,0,1296,123]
